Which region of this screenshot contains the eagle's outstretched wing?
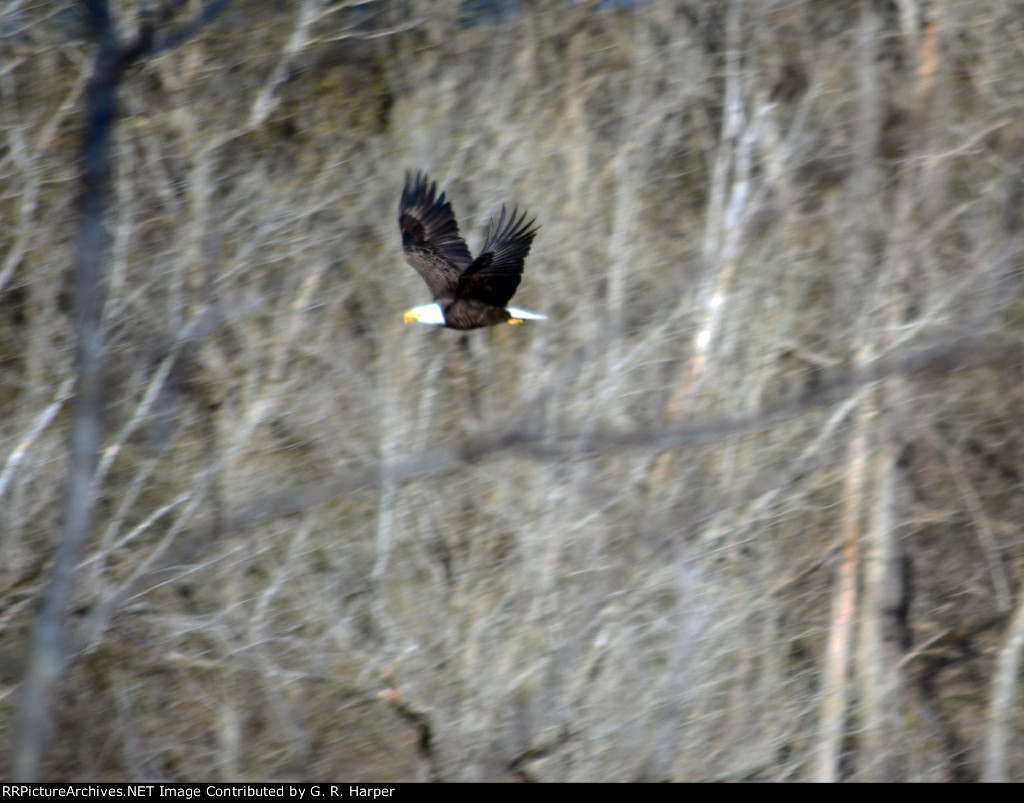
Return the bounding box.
[399,171,473,301]
[457,205,538,309]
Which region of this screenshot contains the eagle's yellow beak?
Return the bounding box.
[403,309,418,323]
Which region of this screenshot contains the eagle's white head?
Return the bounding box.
[403,303,446,325]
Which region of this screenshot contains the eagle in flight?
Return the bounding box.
[400,171,545,330]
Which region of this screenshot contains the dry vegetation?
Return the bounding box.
[3,0,1024,782]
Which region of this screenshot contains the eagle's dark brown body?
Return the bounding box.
[399,171,542,330]
[436,299,515,330]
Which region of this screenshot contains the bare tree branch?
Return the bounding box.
[10,0,232,781]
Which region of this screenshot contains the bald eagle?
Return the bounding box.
[400,171,545,330]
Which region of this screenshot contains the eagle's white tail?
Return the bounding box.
[506,307,547,320]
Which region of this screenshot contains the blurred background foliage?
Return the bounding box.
[3,0,1024,781]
